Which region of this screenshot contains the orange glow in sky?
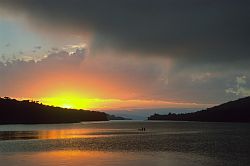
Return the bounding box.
[29,90,210,110]
[3,52,212,111]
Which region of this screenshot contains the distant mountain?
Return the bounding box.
[104,108,196,120]
[107,114,131,120]
[0,97,108,124]
[148,97,250,122]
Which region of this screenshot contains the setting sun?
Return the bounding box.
[39,91,95,109]
[62,104,73,109]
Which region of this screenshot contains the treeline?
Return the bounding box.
[0,97,108,124]
[148,97,250,122]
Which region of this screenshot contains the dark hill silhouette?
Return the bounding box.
[148,97,250,122]
[0,97,108,124]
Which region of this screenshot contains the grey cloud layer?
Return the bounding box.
[1,0,250,64]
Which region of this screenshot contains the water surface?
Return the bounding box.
[0,121,250,166]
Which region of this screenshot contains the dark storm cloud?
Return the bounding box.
[0,0,250,64]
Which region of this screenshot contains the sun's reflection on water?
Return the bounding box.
[0,129,111,140]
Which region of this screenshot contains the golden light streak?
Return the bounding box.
[36,95,212,110]
[19,89,213,110]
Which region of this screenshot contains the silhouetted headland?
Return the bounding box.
[148,97,250,122]
[0,97,108,124]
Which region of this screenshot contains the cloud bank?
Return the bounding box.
[0,0,249,65]
[226,76,250,97]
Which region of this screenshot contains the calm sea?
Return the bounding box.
[0,120,250,166]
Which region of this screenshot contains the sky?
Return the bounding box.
[0,0,250,113]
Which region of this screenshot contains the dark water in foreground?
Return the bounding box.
[0,121,250,166]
